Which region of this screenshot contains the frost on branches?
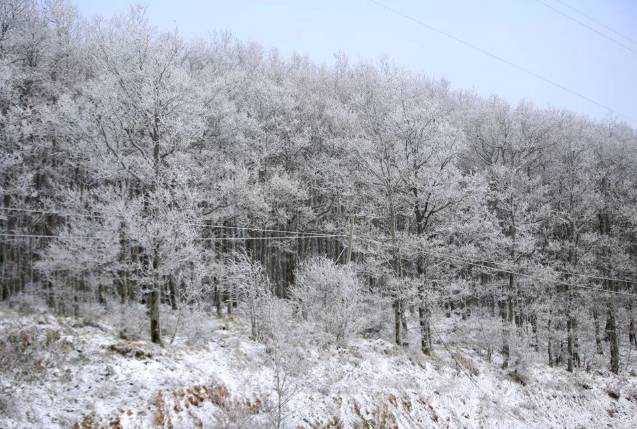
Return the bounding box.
[0,2,636,428]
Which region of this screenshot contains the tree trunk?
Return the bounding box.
[149,113,163,346]
[593,305,603,354]
[530,312,539,353]
[501,320,510,369]
[567,315,575,372]
[47,278,55,310]
[149,286,161,345]
[573,316,580,368]
[628,300,636,349]
[419,303,432,354]
[400,302,409,345]
[168,275,178,311]
[97,283,106,306]
[150,246,162,345]
[393,300,402,346]
[73,277,80,318]
[607,300,619,374]
[389,203,405,347]
[507,273,515,324]
[547,317,553,366]
[215,282,222,317]
[119,272,129,305]
[500,293,510,369]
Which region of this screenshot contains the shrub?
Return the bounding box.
[291,257,363,343]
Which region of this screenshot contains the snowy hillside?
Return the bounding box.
[2,1,637,429]
[2,302,636,429]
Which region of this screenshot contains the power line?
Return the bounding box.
[3,207,635,294]
[366,0,635,124]
[533,0,637,56]
[358,235,637,289]
[356,236,637,298]
[0,232,344,241]
[361,232,636,285]
[425,249,637,298]
[199,225,342,237]
[0,206,342,237]
[194,234,345,241]
[551,0,637,47]
[535,0,637,55]
[426,249,636,285]
[0,206,102,219]
[0,233,93,239]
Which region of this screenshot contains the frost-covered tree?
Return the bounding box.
[292,256,363,343]
[46,6,207,344]
[1,0,637,381]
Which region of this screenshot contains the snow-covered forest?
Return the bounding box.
[1,1,637,428]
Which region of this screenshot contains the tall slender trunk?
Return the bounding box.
[629,312,636,350]
[389,203,405,347]
[507,273,515,324]
[598,194,618,373]
[346,215,353,264]
[73,277,80,318]
[547,314,553,366]
[501,273,514,369]
[414,194,432,354]
[419,302,432,354]
[148,115,163,345]
[566,223,580,372]
[393,300,402,346]
[1,210,9,301]
[566,289,580,372]
[593,305,603,354]
[628,299,636,349]
[501,318,510,369]
[607,296,619,374]
[215,284,222,317]
[567,314,578,372]
[168,275,178,311]
[416,254,431,354]
[530,312,539,353]
[97,283,106,306]
[149,245,162,345]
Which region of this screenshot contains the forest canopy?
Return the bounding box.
[1,0,636,379]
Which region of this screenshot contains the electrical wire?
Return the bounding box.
[424,249,636,285]
[551,0,637,47]
[0,232,345,241]
[2,206,636,296]
[0,206,343,237]
[0,233,94,239]
[533,0,637,56]
[422,249,637,297]
[194,234,345,241]
[355,236,637,298]
[366,0,635,123]
[361,232,636,285]
[0,206,101,218]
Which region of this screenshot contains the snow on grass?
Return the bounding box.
[1,303,636,428]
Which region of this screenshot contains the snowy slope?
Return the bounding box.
[1,304,636,429]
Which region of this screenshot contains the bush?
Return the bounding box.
[224,252,273,342]
[291,257,363,343]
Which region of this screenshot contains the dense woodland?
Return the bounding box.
[1,0,637,379]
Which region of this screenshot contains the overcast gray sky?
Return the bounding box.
[75,0,637,127]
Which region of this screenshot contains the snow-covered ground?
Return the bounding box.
[1,302,636,429]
